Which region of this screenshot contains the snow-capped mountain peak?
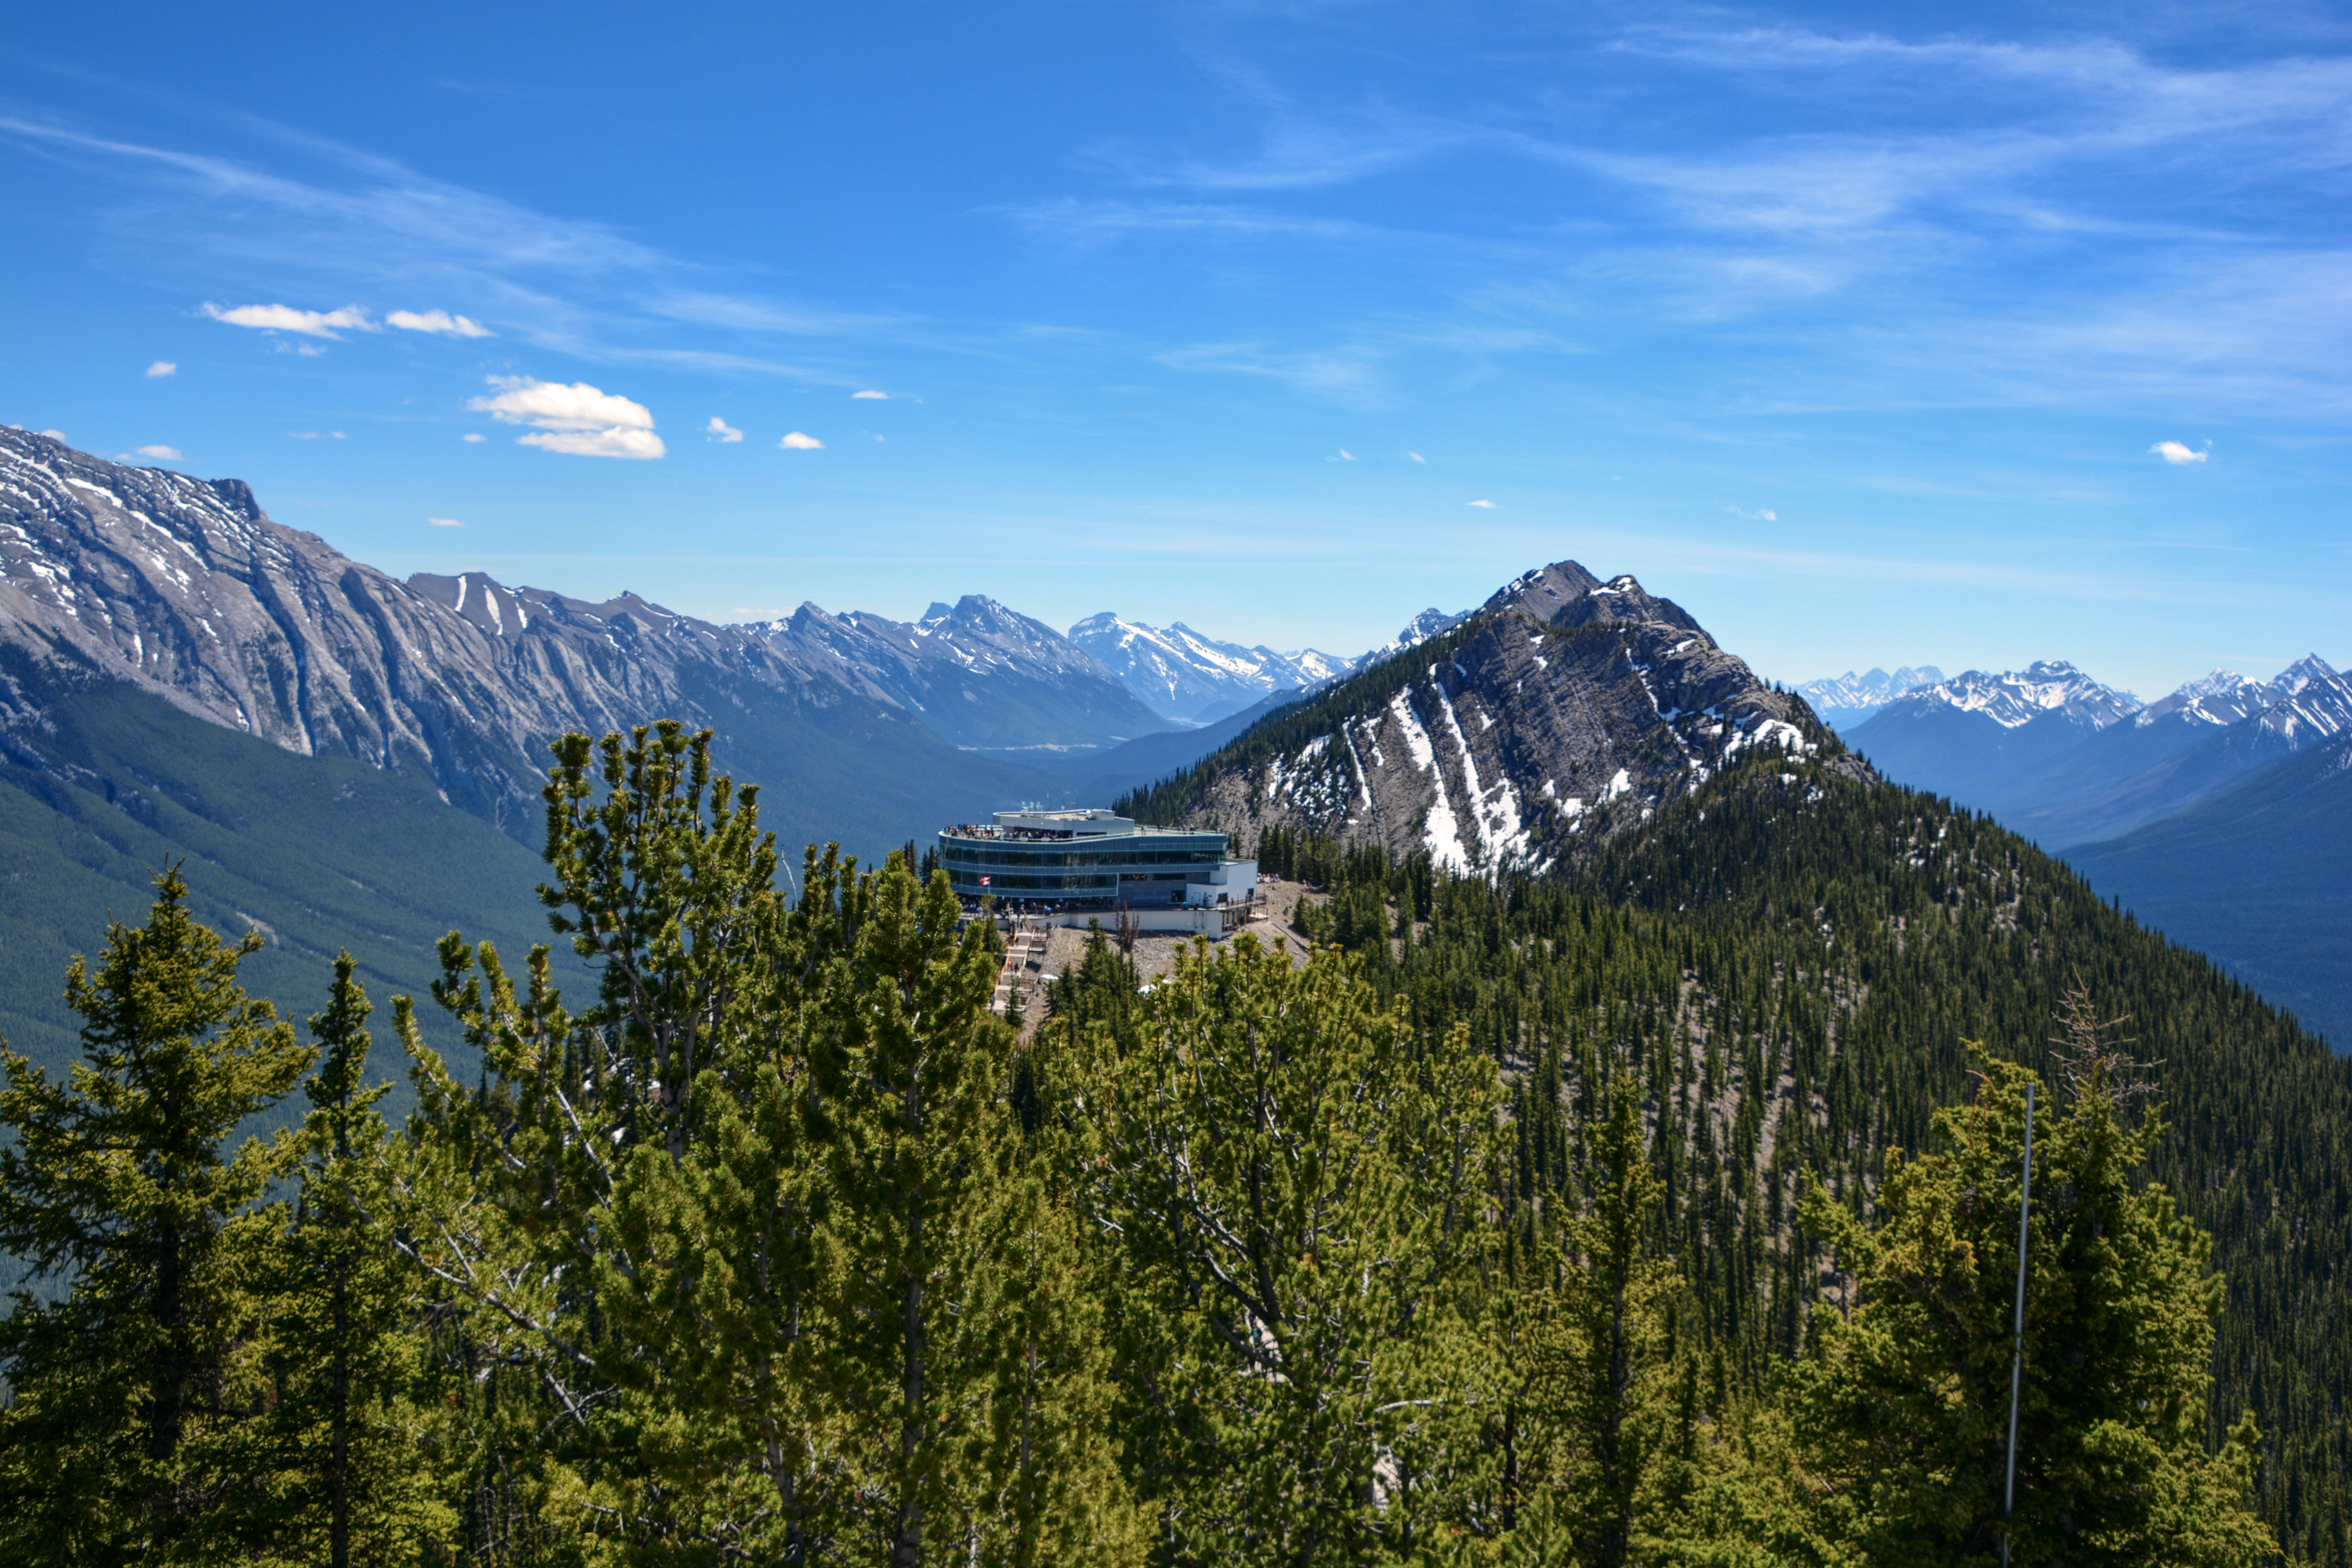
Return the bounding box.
[2134,669,2268,729]
[1897,661,2142,731]
[2130,658,2350,740]
[1372,607,1467,661]
[1796,666,1945,720]
[1068,612,1353,723]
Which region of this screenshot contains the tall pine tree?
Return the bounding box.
[1786,1000,2275,1565]
[250,954,451,1566]
[0,868,312,1564]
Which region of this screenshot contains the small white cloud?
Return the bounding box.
[706,416,744,443]
[387,309,493,338]
[428,516,466,528]
[1725,505,1780,522]
[874,434,886,442]
[145,360,177,378]
[38,429,65,442]
[1408,451,1425,463]
[519,427,667,459]
[2151,440,2209,465]
[331,430,345,439]
[469,376,664,459]
[779,431,824,450]
[202,302,376,339]
[1467,499,1497,509]
[462,432,488,443]
[291,432,319,439]
[1336,450,1356,461]
[851,389,889,399]
[470,375,654,432]
[132,444,183,461]
[1762,509,1778,521]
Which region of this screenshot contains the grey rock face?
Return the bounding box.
[1166,560,1853,871]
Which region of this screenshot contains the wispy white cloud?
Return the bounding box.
[1468,499,1498,508]
[1726,505,1781,521]
[1408,451,1425,463]
[145,360,176,377]
[779,431,824,450]
[1006,196,1395,250]
[706,416,744,443]
[851,388,889,399]
[288,430,347,440]
[388,309,493,338]
[128,444,182,461]
[461,432,487,443]
[1329,449,1356,461]
[2151,440,2210,464]
[0,116,944,376]
[39,429,65,442]
[201,301,376,338]
[1158,341,1387,406]
[428,516,465,527]
[469,375,664,459]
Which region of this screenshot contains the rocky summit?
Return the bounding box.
[1129,559,1856,873]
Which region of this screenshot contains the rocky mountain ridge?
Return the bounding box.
[1123,560,1853,872]
[1843,644,2351,851]
[1065,612,1352,723]
[0,429,1169,834]
[1795,665,1945,727]
[1880,659,2143,730]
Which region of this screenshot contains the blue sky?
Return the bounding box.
[4,0,2345,699]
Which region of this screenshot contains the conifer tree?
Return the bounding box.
[383,723,820,1556]
[804,850,1040,1565]
[253,954,451,1566]
[1078,936,1505,1563]
[1512,1080,1680,1566]
[1786,998,2276,1566]
[0,868,312,1564]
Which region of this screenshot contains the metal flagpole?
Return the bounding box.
[2002,1079,2036,1568]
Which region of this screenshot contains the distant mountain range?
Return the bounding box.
[1795,665,1945,727]
[1064,613,1351,724]
[1838,655,2350,849]
[1064,602,1475,725]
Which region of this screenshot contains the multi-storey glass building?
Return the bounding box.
[937,808,1256,912]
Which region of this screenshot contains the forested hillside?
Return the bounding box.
[1238,748,2352,1561]
[1,724,2341,1564]
[0,647,566,1083]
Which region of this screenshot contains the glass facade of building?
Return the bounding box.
[938,808,1236,910]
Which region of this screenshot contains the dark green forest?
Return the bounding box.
[2,721,2343,1564]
